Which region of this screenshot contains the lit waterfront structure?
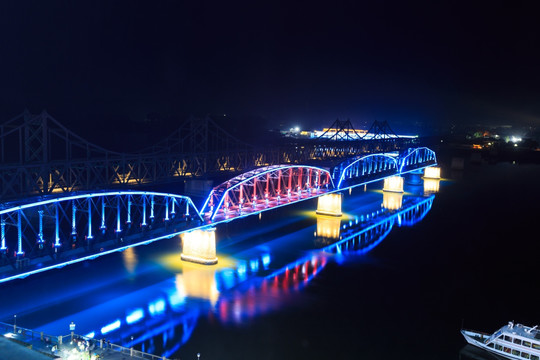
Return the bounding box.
[0,146,438,282]
[383,176,404,193]
[181,228,218,265]
[316,193,343,216]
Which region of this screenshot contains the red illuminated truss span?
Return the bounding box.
[201,165,334,221]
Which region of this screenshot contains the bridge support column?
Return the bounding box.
[181,228,218,265]
[316,193,342,217]
[383,176,404,193]
[423,166,441,179]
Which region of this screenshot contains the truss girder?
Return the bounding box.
[0,191,201,262]
[398,147,438,174]
[201,165,334,221]
[336,154,400,189]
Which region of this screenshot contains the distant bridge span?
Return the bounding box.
[0,111,418,202]
[202,147,438,223]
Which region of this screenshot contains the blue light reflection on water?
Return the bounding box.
[0,179,436,358]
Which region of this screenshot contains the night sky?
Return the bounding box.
[1,1,539,141]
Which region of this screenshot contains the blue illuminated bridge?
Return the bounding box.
[0,147,437,283]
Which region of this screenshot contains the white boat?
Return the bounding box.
[462,322,540,360]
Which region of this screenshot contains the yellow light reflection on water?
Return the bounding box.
[316,215,341,239]
[122,247,138,274]
[175,269,219,305]
[382,191,403,210]
[424,178,440,193]
[160,252,237,305]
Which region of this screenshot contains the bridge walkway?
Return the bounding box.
[0,322,170,360]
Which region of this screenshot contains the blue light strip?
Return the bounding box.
[100,197,106,230]
[127,196,132,224]
[1,218,6,251]
[87,200,93,239]
[54,203,60,247]
[142,195,147,226]
[116,196,121,233]
[17,211,23,255]
[126,308,144,324]
[71,203,77,236]
[165,197,169,221]
[150,195,155,219]
[199,190,213,218]
[101,319,121,334]
[38,210,44,243]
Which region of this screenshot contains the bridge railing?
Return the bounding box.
[0,321,170,360]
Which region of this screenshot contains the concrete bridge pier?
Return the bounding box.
[316,193,343,217]
[181,228,218,265]
[423,166,441,179]
[383,176,404,193]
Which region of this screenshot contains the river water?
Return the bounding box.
[0,160,539,360]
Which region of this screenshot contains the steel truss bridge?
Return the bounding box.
[0,146,436,281]
[201,147,437,222]
[0,191,202,276]
[0,110,418,202]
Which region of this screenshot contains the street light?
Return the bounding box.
[69,321,76,341]
[197,353,201,360]
[13,315,16,333]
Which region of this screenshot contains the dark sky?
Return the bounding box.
[1,1,539,137]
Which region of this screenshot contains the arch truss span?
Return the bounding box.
[201,165,334,222]
[335,153,399,189]
[0,191,202,266]
[398,147,437,174]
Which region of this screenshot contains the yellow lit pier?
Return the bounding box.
[423,167,441,193]
[424,166,441,179]
[181,228,218,265]
[316,193,343,217]
[383,176,404,193]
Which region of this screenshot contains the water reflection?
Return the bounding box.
[459,344,496,360]
[122,247,138,274]
[175,265,219,305]
[382,191,403,210]
[11,187,436,358]
[424,178,440,193]
[314,215,341,245]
